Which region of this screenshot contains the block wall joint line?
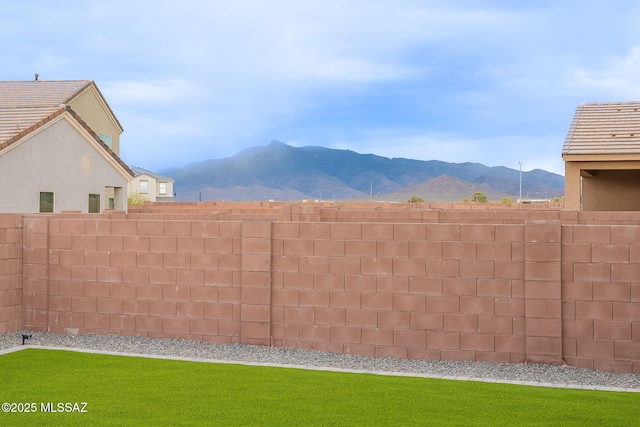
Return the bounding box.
[523,220,563,366]
[45,217,50,326]
[268,220,273,346]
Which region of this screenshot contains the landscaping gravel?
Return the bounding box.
[2,331,639,392]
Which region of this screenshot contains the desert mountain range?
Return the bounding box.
[161,141,564,202]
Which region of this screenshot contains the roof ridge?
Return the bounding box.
[0,79,91,83]
[131,166,174,181]
[0,105,69,110]
[63,80,94,104]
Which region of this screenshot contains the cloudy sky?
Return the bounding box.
[3,1,640,175]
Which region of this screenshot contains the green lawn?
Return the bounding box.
[0,348,638,426]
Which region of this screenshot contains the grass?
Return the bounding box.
[0,348,639,426]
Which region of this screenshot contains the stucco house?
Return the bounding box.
[0,79,133,213]
[130,166,176,202]
[563,101,640,211]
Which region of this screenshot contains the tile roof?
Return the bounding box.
[0,80,133,177]
[131,166,175,181]
[0,80,92,146]
[0,80,92,109]
[563,102,640,156]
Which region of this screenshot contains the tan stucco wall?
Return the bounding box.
[129,175,175,202]
[582,169,640,211]
[0,116,129,213]
[564,159,640,210]
[68,87,122,155]
[564,162,581,210]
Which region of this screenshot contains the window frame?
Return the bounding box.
[97,133,112,148]
[88,194,101,213]
[39,192,54,213]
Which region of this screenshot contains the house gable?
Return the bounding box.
[0,79,134,213]
[0,112,130,213]
[0,80,124,154]
[129,167,176,202]
[67,83,124,155]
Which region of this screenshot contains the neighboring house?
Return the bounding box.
[563,101,640,211]
[129,167,176,202]
[0,79,133,213]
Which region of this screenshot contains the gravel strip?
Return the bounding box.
[2,331,639,391]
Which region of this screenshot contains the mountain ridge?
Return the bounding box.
[161,140,564,202]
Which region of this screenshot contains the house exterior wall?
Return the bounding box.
[2,202,637,373]
[129,175,175,202]
[564,158,640,211]
[564,162,581,211]
[129,174,156,202]
[582,170,640,211]
[0,117,129,213]
[68,87,122,155]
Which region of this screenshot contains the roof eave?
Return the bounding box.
[563,153,640,162]
[0,106,67,153]
[65,106,133,177]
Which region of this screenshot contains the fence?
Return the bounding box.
[1,202,638,373]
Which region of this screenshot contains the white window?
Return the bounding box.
[159,182,167,195]
[140,180,148,193]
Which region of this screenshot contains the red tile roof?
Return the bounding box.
[0,80,133,176]
[563,102,640,156]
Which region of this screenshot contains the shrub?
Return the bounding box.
[472,192,488,203]
[128,191,147,206]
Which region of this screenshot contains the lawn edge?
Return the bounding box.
[3,345,639,393]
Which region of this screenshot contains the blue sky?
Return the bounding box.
[3,1,640,175]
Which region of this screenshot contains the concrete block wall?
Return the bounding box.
[130,201,640,226]
[2,203,640,373]
[270,221,532,363]
[21,215,248,344]
[562,224,640,372]
[0,214,22,333]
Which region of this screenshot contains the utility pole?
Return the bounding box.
[518,161,523,203]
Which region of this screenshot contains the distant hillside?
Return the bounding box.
[161,140,564,202]
[380,175,513,202]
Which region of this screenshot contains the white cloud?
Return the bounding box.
[568,47,640,99]
[312,58,421,83]
[101,79,199,107]
[8,0,637,176]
